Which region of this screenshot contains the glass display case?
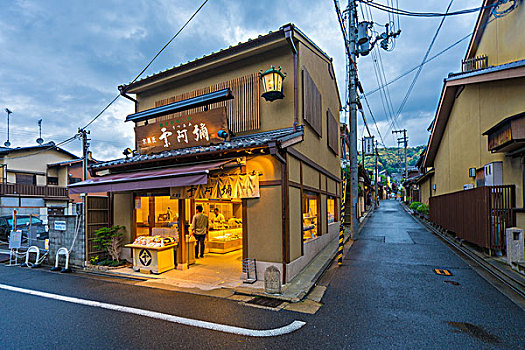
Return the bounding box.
[208,227,243,253]
[327,197,336,224]
[303,191,319,241]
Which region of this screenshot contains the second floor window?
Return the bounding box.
[69,177,82,184]
[16,174,36,185]
[48,177,59,186]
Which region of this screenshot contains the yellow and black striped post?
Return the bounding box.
[338,171,347,265]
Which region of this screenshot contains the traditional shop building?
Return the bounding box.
[70,24,342,284]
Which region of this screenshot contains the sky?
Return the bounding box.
[0,0,484,160]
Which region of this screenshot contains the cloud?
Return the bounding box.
[0,0,489,160]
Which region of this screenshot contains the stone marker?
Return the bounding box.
[264,265,281,294]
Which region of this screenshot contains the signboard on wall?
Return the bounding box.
[54,221,67,231]
[135,107,229,155]
[364,137,375,156]
[9,230,22,249]
[170,174,260,199]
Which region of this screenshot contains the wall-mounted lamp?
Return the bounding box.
[258,65,286,101]
[217,130,229,139]
[123,148,133,159]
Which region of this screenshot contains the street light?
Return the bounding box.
[4,108,12,147]
[258,65,286,102]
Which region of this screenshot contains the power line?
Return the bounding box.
[359,0,500,17]
[386,0,454,134]
[82,0,210,130]
[361,93,386,147]
[362,16,493,98]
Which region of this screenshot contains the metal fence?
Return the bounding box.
[462,55,488,72]
[430,185,515,252]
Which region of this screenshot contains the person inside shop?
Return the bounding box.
[211,207,225,228]
[191,205,208,258]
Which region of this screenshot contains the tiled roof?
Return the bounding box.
[48,158,99,167]
[92,126,304,169]
[0,141,80,159]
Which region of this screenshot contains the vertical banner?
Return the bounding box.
[364,136,375,156]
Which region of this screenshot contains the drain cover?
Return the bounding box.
[444,280,460,286]
[246,297,283,308]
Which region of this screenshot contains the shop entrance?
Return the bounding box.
[131,194,244,287]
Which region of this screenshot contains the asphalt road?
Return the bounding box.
[0,200,523,349]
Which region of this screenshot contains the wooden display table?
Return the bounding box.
[125,244,177,274]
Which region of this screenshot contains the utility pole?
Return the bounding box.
[78,128,90,253]
[393,129,408,179]
[347,0,358,240]
[78,128,90,181]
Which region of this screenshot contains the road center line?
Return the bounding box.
[0,283,305,337]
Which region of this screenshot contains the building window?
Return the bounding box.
[48,177,59,186]
[327,197,337,224]
[302,190,319,242]
[15,174,36,185]
[69,177,82,184]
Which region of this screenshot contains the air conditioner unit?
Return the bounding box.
[484,161,503,186]
[463,184,474,190]
[506,228,524,269]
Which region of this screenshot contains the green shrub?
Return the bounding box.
[93,225,124,261]
[409,201,422,210]
[416,204,429,215]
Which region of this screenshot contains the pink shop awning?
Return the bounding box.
[68,160,230,194]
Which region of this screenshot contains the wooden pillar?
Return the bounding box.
[242,199,248,259]
[148,196,155,235]
[178,198,188,269]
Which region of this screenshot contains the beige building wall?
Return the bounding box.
[289,186,302,261]
[246,186,282,263]
[419,176,433,206]
[432,79,525,204]
[294,40,341,178]
[288,156,301,183]
[1,150,75,185]
[246,155,281,182]
[475,4,525,66]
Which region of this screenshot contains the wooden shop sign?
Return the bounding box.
[135,107,228,155]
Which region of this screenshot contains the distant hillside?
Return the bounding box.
[363,145,425,176]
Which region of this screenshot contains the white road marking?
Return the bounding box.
[0,283,305,337]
